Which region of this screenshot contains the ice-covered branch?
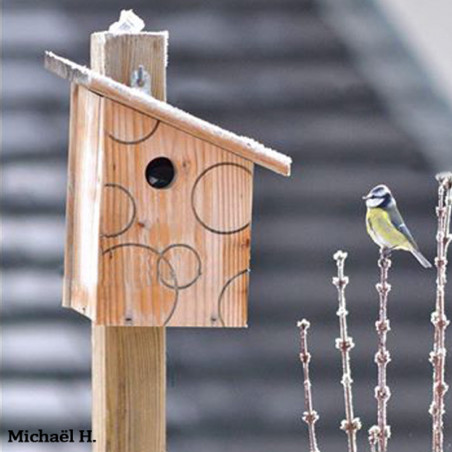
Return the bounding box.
[333,251,361,452]
[298,319,321,452]
[430,172,452,452]
[368,426,380,452]
[370,248,392,452]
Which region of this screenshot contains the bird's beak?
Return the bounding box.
[362,194,371,200]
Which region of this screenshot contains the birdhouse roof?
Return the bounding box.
[44,52,291,176]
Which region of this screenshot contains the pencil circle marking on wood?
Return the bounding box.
[101,243,179,325]
[157,244,202,290]
[101,183,137,238]
[191,163,252,235]
[218,269,250,327]
[107,120,160,145]
[106,101,160,145]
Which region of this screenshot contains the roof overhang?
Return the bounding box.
[45,52,292,176]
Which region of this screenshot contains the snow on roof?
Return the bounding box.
[108,10,145,34]
[44,52,291,176]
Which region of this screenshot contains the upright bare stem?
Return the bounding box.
[298,319,321,452]
[370,248,392,452]
[430,172,452,452]
[333,250,361,452]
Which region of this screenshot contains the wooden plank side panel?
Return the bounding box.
[92,326,166,452]
[62,84,78,309]
[97,101,253,327]
[62,84,103,319]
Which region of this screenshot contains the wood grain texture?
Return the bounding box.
[90,32,167,101]
[98,111,254,327]
[61,31,254,327]
[44,51,291,176]
[91,31,167,452]
[63,84,104,318]
[92,326,166,452]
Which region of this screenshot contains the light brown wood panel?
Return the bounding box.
[92,327,166,452]
[98,108,254,327]
[63,84,104,318]
[90,30,168,452]
[90,32,167,101]
[45,51,291,176]
[61,31,254,327]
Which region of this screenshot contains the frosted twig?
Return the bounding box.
[333,251,361,452]
[429,172,452,452]
[368,426,380,452]
[370,248,392,452]
[298,319,321,452]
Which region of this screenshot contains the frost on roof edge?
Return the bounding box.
[44,52,292,175]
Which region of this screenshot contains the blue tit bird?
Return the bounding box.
[363,184,432,268]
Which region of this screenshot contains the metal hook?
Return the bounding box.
[131,65,151,95]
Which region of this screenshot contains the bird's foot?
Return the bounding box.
[381,247,393,259]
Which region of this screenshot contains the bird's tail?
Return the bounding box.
[411,248,433,268]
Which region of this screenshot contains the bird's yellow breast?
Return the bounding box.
[366,208,412,250]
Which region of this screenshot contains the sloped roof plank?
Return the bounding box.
[44,51,291,176]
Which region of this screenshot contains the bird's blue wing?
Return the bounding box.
[388,204,418,249]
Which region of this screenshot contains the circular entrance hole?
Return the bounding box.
[145,157,176,189]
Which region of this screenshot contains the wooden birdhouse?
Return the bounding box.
[45,31,290,329]
[44,14,292,452]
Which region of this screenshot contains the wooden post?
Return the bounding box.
[92,327,166,452]
[91,30,168,452]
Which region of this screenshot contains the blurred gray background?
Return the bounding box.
[3,0,452,451]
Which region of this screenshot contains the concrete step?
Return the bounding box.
[3,320,442,381]
[2,161,434,215]
[2,262,438,325]
[3,9,344,62]
[2,375,435,435]
[4,59,377,113]
[8,0,314,12]
[1,211,436,269]
[0,434,433,452]
[2,108,421,162]
[169,435,431,452]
